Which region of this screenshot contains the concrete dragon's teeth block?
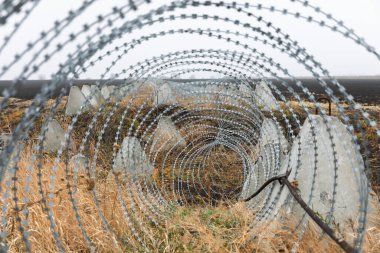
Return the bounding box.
[81,85,105,108]
[69,154,89,174]
[241,118,289,205]
[43,119,74,152]
[265,115,379,234]
[65,86,89,116]
[259,118,289,156]
[152,116,186,151]
[253,81,277,111]
[100,85,117,102]
[109,137,152,181]
[154,83,177,106]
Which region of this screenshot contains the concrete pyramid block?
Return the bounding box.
[253,81,277,111]
[69,154,89,175]
[152,116,186,151]
[241,145,280,205]
[154,83,177,106]
[0,134,24,180]
[43,119,73,152]
[65,86,89,116]
[259,118,289,156]
[215,85,236,104]
[253,154,292,220]
[100,85,116,102]
[110,137,152,179]
[275,115,378,230]
[238,83,254,100]
[81,85,105,108]
[241,163,259,200]
[241,118,289,205]
[247,163,277,215]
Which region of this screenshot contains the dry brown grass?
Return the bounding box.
[145,202,380,253]
[1,94,380,252]
[2,141,379,253]
[4,145,132,252]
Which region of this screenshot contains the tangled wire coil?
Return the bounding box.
[0,1,379,252]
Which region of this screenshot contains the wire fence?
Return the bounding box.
[0,1,379,252]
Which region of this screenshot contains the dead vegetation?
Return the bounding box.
[0,94,379,252]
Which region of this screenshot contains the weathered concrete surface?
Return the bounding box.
[241,162,263,203]
[81,85,105,108]
[69,154,89,174]
[65,86,89,116]
[242,145,286,215]
[152,116,186,151]
[154,83,177,106]
[43,120,72,152]
[216,85,238,104]
[109,137,152,180]
[238,83,254,100]
[253,81,277,111]
[100,85,116,102]
[0,133,24,181]
[241,118,289,203]
[254,153,292,221]
[259,118,289,158]
[271,115,378,231]
[243,135,290,216]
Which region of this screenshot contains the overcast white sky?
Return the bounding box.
[0,0,379,79]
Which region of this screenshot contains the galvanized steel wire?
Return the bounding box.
[0,1,379,252]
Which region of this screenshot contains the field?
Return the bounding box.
[0,88,379,253]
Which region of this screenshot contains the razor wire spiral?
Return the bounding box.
[0,0,379,252]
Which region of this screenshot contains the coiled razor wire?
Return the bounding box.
[0,0,379,252]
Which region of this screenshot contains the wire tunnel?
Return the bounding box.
[0,1,379,252]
